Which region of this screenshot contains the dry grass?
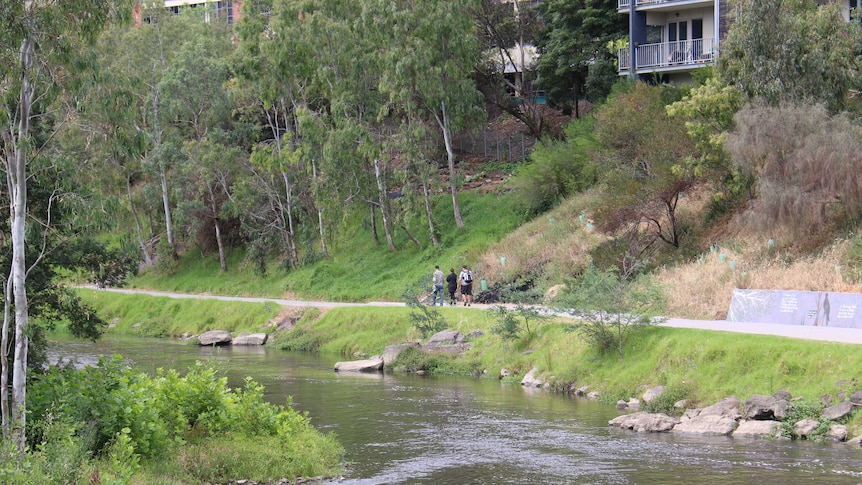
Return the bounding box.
[656,237,862,319]
[475,188,608,287]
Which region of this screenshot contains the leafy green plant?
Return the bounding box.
[402,280,447,339]
[490,304,548,342]
[558,265,665,359]
[778,400,833,441]
[642,383,694,416]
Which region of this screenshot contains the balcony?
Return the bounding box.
[618,0,714,12]
[618,38,716,75]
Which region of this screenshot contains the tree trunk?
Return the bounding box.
[1,274,11,438]
[151,92,176,259]
[422,179,439,246]
[127,176,153,266]
[436,101,463,227]
[400,224,421,247]
[281,171,299,267]
[312,160,329,258]
[373,158,396,251]
[214,219,227,272]
[370,203,379,244]
[9,29,34,453]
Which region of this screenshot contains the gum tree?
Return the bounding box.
[0,0,131,451]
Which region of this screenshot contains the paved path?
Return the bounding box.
[96,287,862,345]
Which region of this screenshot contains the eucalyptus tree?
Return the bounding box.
[718,0,859,112]
[0,0,131,451]
[376,0,485,228]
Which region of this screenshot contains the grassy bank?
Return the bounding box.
[79,289,281,337]
[128,189,528,302]
[83,290,862,436]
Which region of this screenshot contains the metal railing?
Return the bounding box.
[619,0,709,9]
[618,38,716,72]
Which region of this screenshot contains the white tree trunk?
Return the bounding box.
[281,171,299,267]
[435,101,463,227]
[373,158,396,251]
[10,29,34,453]
[312,160,329,258]
[422,179,439,246]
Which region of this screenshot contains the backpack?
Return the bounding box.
[464,270,473,284]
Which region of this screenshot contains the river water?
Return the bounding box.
[49,335,862,484]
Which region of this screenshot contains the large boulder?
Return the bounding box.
[794,419,819,438]
[609,412,676,433]
[199,330,232,346]
[673,397,741,436]
[521,368,544,388]
[425,329,465,346]
[744,394,789,420]
[850,390,862,406]
[642,386,665,404]
[828,424,848,442]
[382,342,421,368]
[822,401,854,421]
[334,355,384,372]
[732,420,780,439]
[232,332,268,345]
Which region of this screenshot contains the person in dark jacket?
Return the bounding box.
[446,268,458,306]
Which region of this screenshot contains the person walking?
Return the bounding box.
[446,268,458,306]
[432,265,445,306]
[459,265,474,306]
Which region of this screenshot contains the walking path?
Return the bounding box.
[97,287,862,345]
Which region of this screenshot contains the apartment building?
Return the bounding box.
[618,0,859,83]
[134,0,243,25]
[617,0,727,83]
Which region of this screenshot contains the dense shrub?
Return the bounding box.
[514,116,598,215]
[727,103,862,248]
[22,356,343,483]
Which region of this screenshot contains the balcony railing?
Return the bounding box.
[619,0,711,9]
[618,38,716,72]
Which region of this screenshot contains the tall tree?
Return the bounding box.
[0,0,131,451]
[378,0,484,228]
[535,0,626,114]
[718,0,859,112]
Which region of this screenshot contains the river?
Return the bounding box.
[49,335,862,484]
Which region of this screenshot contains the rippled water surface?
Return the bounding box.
[50,335,862,484]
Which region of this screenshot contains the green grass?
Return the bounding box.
[128,189,527,301]
[79,289,281,337]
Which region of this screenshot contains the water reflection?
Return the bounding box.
[49,335,862,484]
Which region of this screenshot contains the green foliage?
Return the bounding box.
[718,0,859,112]
[391,346,482,376]
[559,265,664,359]
[642,383,694,416]
[25,356,343,483]
[593,81,695,251]
[666,78,744,182]
[490,305,549,342]
[778,400,831,440]
[535,0,627,106]
[402,280,448,339]
[514,116,598,215]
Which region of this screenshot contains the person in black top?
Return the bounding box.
[446,268,458,306]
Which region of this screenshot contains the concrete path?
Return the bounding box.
[94,287,862,345]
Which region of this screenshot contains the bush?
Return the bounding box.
[514,117,598,215]
[728,103,862,248]
[490,305,548,342]
[27,356,344,482]
[402,280,447,338]
[558,265,665,360]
